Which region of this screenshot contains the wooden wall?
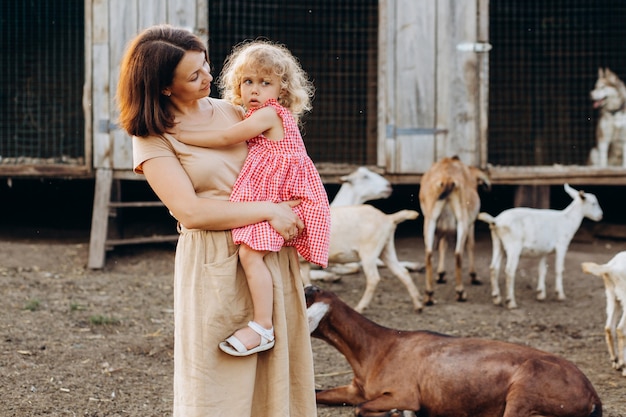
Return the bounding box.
[89,0,207,171]
[380,0,488,174]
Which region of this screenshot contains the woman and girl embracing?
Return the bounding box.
[117,24,330,416]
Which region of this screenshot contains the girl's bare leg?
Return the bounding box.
[231,244,273,350]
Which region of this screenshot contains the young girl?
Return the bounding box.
[177,40,331,356]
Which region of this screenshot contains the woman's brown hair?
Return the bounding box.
[116,25,207,137]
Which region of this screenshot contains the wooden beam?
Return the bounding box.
[2,163,626,186]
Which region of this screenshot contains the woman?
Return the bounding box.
[116,24,318,417]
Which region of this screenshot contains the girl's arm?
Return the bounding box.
[178,106,283,147]
[141,155,302,236]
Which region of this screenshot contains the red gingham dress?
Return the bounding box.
[230,99,330,267]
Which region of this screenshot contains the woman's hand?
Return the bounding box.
[268,200,304,241]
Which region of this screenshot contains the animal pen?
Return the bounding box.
[1,0,625,267]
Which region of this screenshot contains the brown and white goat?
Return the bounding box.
[418,156,490,305]
[306,285,602,417]
[582,252,626,376]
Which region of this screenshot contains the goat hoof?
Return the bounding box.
[424,291,436,306]
[470,273,482,285]
[455,290,468,302]
[536,292,546,301]
[436,272,447,284]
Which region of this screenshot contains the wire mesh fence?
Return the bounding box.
[208,0,378,166]
[2,1,625,171]
[488,0,626,167]
[0,0,85,166]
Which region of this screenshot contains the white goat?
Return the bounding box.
[308,167,419,282]
[330,166,393,207]
[582,252,626,376]
[478,184,603,309]
[303,205,423,313]
[419,156,490,305]
[306,167,392,282]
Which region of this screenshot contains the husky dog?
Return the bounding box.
[589,68,626,167]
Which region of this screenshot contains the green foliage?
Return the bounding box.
[89,315,120,326]
[23,299,40,311]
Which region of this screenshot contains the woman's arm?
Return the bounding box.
[141,155,302,236]
[178,106,283,147]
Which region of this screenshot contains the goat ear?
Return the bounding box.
[474,169,491,192]
[563,183,579,199]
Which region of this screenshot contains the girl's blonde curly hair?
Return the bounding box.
[218,40,314,122]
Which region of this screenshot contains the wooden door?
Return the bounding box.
[379,0,489,173]
[89,0,208,170]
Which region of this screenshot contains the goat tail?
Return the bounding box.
[477,212,496,224]
[437,180,456,200]
[389,209,420,225]
[581,261,606,277]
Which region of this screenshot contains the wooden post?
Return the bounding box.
[88,168,113,269]
[514,184,550,209]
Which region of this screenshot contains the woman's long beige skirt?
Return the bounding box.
[173,228,317,417]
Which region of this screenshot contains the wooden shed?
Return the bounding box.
[2,0,625,267]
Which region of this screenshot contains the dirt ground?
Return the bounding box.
[1,226,626,416]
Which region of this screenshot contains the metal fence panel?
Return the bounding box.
[0,0,85,166]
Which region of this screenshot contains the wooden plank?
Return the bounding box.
[514,185,550,209]
[195,0,208,44]
[91,0,110,169]
[108,201,165,208]
[477,0,490,167]
[395,133,435,172]
[106,235,179,246]
[377,0,388,168]
[436,0,479,165]
[385,0,437,173]
[0,165,92,178]
[139,0,167,31]
[168,0,196,30]
[83,0,94,175]
[1,161,626,186]
[487,166,626,185]
[109,0,139,170]
[594,223,626,240]
[113,170,146,180]
[92,0,108,43]
[88,168,113,269]
[91,43,111,169]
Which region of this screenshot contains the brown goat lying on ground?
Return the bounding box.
[305,285,602,417]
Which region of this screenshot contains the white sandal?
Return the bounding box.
[219,321,275,357]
